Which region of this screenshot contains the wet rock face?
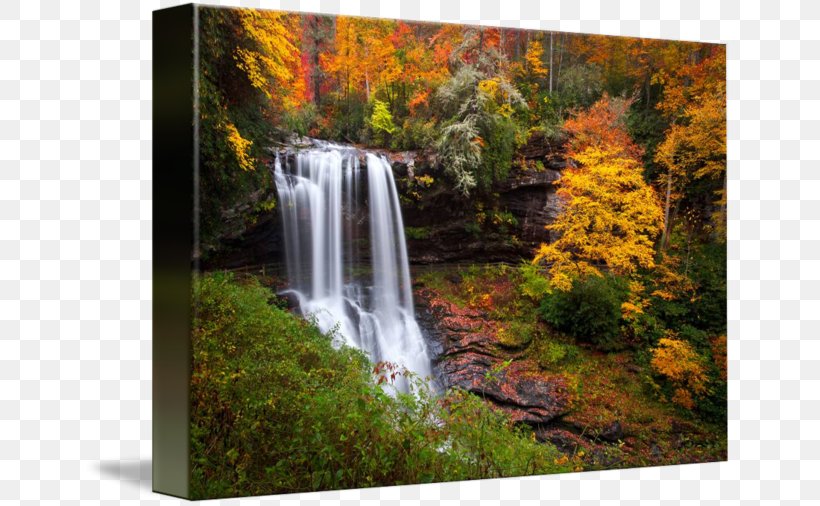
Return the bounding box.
[440,355,570,424]
[203,207,285,271]
[415,287,570,424]
[399,158,566,265]
[204,141,568,269]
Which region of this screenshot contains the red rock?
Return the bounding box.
[417,287,570,424]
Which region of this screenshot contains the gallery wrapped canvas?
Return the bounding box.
[153,4,727,499]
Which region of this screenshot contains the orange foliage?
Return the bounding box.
[563,94,643,161]
[567,34,699,104]
[534,96,663,290]
[430,24,463,68]
[650,337,709,410]
[654,45,726,236]
[322,16,453,110]
[407,90,428,113]
[234,9,305,111]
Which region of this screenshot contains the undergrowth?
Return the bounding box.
[190,272,572,499]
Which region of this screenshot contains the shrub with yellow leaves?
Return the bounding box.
[650,336,709,410]
[225,122,256,172]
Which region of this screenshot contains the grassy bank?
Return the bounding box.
[190,272,574,499]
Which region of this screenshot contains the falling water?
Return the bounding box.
[273,142,432,390]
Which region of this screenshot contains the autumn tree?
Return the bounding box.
[511,38,553,127]
[434,28,527,195]
[198,7,304,252]
[392,21,450,117]
[524,39,549,80]
[654,45,726,246]
[534,95,664,290]
[232,9,306,110]
[563,94,644,160]
[301,14,335,106]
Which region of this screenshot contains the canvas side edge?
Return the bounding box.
[152,3,195,499]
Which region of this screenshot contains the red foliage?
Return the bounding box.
[563,94,644,161]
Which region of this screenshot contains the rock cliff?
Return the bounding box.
[204,140,566,269]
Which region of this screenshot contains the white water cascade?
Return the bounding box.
[273,142,432,390]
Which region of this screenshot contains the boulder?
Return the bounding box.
[439,354,570,424]
[598,420,624,443]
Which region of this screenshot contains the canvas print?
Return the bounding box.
[153,4,726,499]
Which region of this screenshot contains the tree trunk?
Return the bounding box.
[514,30,520,60]
[645,76,651,109]
[556,33,564,91]
[311,16,322,105]
[549,32,554,94]
[661,169,672,250]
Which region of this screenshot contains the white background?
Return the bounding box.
[1,0,818,504]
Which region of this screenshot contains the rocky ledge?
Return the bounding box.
[415,286,571,424]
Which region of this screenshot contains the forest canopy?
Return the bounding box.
[198,8,724,250]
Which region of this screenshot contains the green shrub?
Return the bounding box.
[369,99,396,146]
[496,320,535,348]
[282,103,318,137]
[404,226,431,240]
[518,263,551,302]
[392,117,438,151]
[530,339,580,369]
[464,221,482,236]
[487,209,518,233]
[539,274,628,350]
[687,243,727,334]
[477,114,523,190]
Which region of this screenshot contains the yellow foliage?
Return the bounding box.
[225,122,256,172]
[233,9,304,109]
[498,103,514,118]
[654,46,726,235]
[524,40,549,79]
[478,78,515,117]
[621,280,651,325]
[533,146,664,289]
[650,289,676,301]
[620,301,644,318]
[650,337,709,409]
[415,174,434,187]
[478,78,500,98]
[649,252,697,302]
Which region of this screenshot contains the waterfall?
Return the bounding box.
[274,142,432,391]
